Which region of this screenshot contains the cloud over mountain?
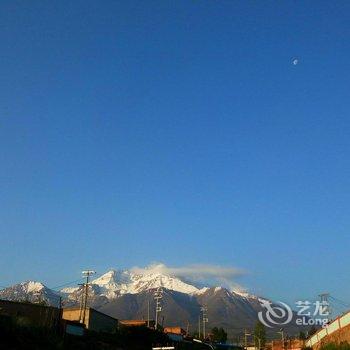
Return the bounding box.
[130,262,247,291]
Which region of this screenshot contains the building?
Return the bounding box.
[0,299,61,329]
[62,307,118,333]
[164,327,187,336]
[119,319,156,328]
[62,319,85,336]
[266,339,304,350]
[305,310,350,349]
[163,327,187,342]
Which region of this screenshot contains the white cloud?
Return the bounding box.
[130,262,247,292]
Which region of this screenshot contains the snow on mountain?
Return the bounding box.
[55,268,202,308]
[90,270,130,298]
[0,281,60,306]
[194,286,210,295]
[128,271,200,294]
[60,286,79,294]
[0,269,307,337]
[25,281,44,293]
[0,267,256,308]
[85,269,200,298]
[59,268,257,302]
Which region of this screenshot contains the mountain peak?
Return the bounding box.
[81,267,202,296]
[0,280,60,306]
[92,270,118,285]
[128,271,200,294]
[22,281,45,293]
[1,266,251,307]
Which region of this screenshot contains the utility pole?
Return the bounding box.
[147,299,150,328]
[244,329,251,350]
[57,296,63,332]
[237,334,242,348]
[154,287,163,330]
[277,329,285,350]
[81,270,95,324]
[198,314,201,338]
[253,335,261,350]
[319,292,331,320]
[201,306,208,340]
[78,283,85,321]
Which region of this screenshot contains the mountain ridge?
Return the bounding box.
[0,268,265,308]
[0,269,306,337]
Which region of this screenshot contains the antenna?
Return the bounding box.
[154,287,163,330]
[200,305,208,339]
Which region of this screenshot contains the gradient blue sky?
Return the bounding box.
[1,1,349,305]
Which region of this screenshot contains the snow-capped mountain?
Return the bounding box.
[0,267,253,310]
[0,267,253,307]
[0,269,307,336]
[0,281,60,306]
[61,268,202,300]
[121,270,200,295]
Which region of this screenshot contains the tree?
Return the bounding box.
[211,327,228,344]
[192,331,200,339]
[299,331,306,340]
[254,321,266,349]
[321,342,350,350]
[308,325,317,336]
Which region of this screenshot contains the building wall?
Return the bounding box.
[64,321,85,336]
[0,299,61,329]
[315,324,350,350]
[164,327,186,335]
[62,308,117,333]
[88,308,118,333]
[305,311,350,349]
[62,308,83,324]
[268,339,303,350]
[119,319,155,328]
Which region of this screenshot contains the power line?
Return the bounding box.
[50,271,105,292]
[331,304,347,314]
[49,278,86,291]
[329,296,350,309]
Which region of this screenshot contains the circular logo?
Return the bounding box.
[258,300,293,328]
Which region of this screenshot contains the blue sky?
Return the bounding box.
[0,1,349,305]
